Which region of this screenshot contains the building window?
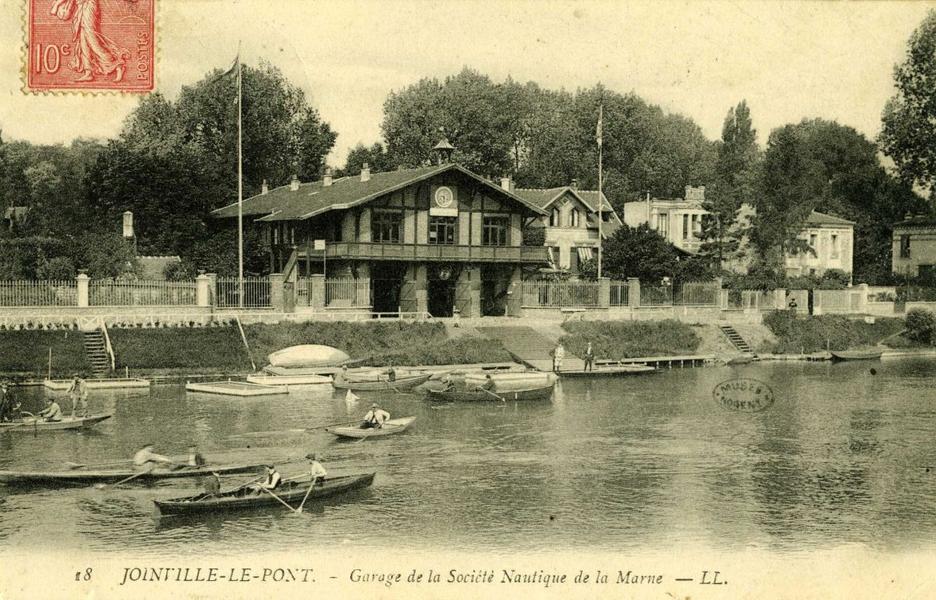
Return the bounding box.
[656,213,668,237]
[831,234,839,259]
[682,214,689,240]
[428,216,456,245]
[809,234,818,251]
[549,208,561,227]
[373,210,402,243]
[900,235,911,258]
[692,214,701,237]
[570,208,580,228]
[482,215,509,246]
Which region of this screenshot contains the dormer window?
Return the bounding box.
[570,208,581,228]
[549,208,561,227]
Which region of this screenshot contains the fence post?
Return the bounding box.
[309,274,326,310]
[76,272,89,308]
[196,273,210,307]
[269,273,285,311]
[627,277,641,308]
[598,277,610,309]
[858,283,869,314]
[205,273,218,307]
[813,289,823,315]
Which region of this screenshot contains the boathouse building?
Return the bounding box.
[211,144,548,317]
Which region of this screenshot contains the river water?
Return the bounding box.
[1,359,935,557]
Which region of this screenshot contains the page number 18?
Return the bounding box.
[76,568,92,581]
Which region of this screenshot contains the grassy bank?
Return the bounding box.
[109,327,252,371]
[0,330,88,377]
[762,312,905,354]
[559,320,702,359]
[244,321,512,367]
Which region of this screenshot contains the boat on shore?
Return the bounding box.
[0,461,266,487]
[0,413,112,433]
[830,350,883,362]
[153,472,376,515]
[267,345,350,368]
[426,383,555,403]
[325,416,416,439]
[333,373,431,391]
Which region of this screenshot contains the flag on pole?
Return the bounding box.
[596,105,603,148]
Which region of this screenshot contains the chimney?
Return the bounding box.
[290,175,300,191]
[570,178,579,190]
[323,167,333,187]
[261,179,269,195]
[122,211,134,239]
[500,176,512,191]
[360,163,371,182]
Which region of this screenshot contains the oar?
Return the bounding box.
[356,427,378,443]
[296,478,319,512]
[94,470,149,490]
[258,486,301,514]
[305,420,358,432]
[66,459,133,470]
[478,387,506,403]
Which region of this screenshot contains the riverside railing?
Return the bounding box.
[522,280,600,307]
[0,280,77,306]
[215,276,271,309]
[674,282,719,306]
[89,280,196,306]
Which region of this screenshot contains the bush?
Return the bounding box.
[0,330,89,375]
[905,309,936,345]
[763,311,905,353]
[109,326,251,370]
[559,319,701,359]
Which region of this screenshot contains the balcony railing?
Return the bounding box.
[318,242,548,263]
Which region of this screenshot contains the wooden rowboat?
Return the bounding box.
[325,416,416,439]
[426,384,554,403]
[0,461,266,487]
[267,345,350,368]
[153,473,376,515]
[333,373,431,391]
[830,350,883,362]
[0,413,112,433]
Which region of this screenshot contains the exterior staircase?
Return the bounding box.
[719,325,753,353]
[82,329,111,377]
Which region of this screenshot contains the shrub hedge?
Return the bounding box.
[109,327,251,370]
[762,311,905,353]
[904,309,936,345]
[0,330,89,376]
[559,319,701,359]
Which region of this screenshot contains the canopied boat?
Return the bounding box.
[0,461,265,487]
[325,417,416,439]
[153,472,376,515]
[0,413,112,433]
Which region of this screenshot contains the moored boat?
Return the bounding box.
[325,416,416,439]
[426,383,555,402]
[0,461,266,487]
[0,413,112,433]
[267,345,350,368]
[333,373,431,391]
[153,472,376,515]
[830,350,883,361]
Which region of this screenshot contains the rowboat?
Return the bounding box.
[333,373,431,391]
[0,413,112,433]
[426,383,555,402]
[830,350,883,361]
[725,354,756,366]
[325,416,416,439]
[0,462,266,487]
[153,472,376,515]
[245,373,332,386]
[267,345,350,368]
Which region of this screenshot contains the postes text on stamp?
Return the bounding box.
[713,378,775,413]
[26,0,155,93]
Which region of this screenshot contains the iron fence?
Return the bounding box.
[521,280,600,307]
[90,280,196,306]
[609,281,629,306]
[215,277,271,308]
[0,280,77,306]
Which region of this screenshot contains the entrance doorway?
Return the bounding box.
[428,264,456,317]
[371,262,406,314]
[481,265,511,316]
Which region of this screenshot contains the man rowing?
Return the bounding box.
[250,464,282,494]
[38,398,63,422]
[360,403,390,429]
[307,453,327,485]
[133,444,174,472]
[187,445,207,467]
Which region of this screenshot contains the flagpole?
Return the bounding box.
[597,104,603,279]
[236,46,244,309]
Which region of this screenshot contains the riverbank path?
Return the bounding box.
[476,326,585,372]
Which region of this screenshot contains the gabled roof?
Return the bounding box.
[211,164,547,222]
[893,214,936,228]
[804,211,855,227]
[513,186,618,218]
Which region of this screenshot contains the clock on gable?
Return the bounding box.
[430,185,458,217]
[435,186,454,208]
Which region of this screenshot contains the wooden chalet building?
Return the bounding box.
[211,143,548,317]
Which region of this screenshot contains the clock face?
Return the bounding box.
[435,186,454,208]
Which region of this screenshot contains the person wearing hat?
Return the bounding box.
[306,453,327,486]
[38,397,63,422]
[360,403,390,429]
[67,374,88,418]
[0,380,12,422]
[250,464,282,495]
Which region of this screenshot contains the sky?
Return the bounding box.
[1,0,933,167]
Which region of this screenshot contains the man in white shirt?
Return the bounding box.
[38,399,63,422]
[133,444,174,472]
[307,453,327,485]
[361,403,390,429]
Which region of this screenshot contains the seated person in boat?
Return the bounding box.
[203,472,221,497]
[250,464,282,494]
[361,403,390,429]
[133,444,174,472]
[187,445,207,467]
[307,453,327,485]
[387,367,397,382]
[38,398,63,422]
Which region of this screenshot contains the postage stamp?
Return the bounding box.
[25,0,155,93]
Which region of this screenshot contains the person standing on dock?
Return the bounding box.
[553,343,565,373]
[67,374,88,418]
[584,342,595,372]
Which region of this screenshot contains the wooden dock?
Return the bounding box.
[597,355,715,369]
[43,378,151,391]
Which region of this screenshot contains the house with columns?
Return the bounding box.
[211,142,548,317]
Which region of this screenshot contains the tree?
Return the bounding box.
[881,10,936,199]
[599,224,680,283]
[700,101,760,267]
[340,142,395,176]
[750,126,825,270]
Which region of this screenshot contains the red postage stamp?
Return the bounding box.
[26,0,155,93]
